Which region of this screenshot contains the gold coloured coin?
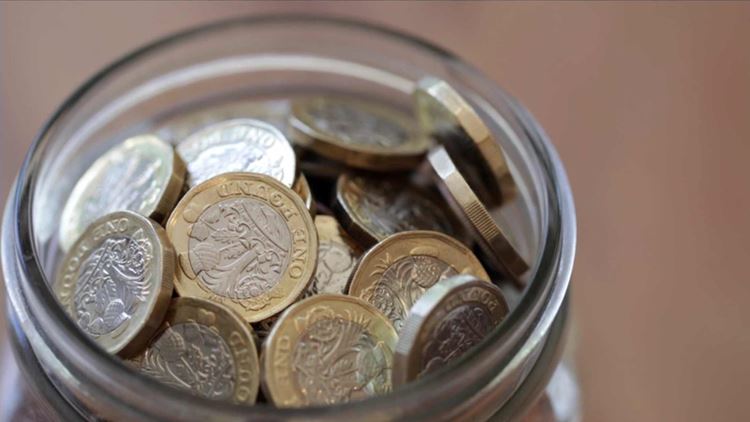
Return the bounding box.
[261,294,397,407]
[414,77,517,205]
[292,172,316,216]
[59,134,185,251]
[428,146,529,284]
[54,210,174,357]
[177,118,297,188]
[290,96,429,170]
[303,215,362,297]
[392,274,509,386]
[333,173,464,248]
[348,230,489,332]
[166,172,318,323]
[130,297,260,405]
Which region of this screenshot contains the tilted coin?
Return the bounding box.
[54,211,174,356]
[292,172,316,216]
[59,134,185,251]
[348,230,489,332]
[166,172,318,323]
[130,297,260,404]
[290,96,429,170]
[177,118,296,188]
[428,146,529,284]
[261,294,397,407]
[333,173,464,248]
[414,77,517,205]
[303,215,362,297]
[154,98,292,145]
[393,274,509,386]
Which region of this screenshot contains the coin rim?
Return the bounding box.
[166,172,318,323]
[392,274,509,386]
[260,293,398,407]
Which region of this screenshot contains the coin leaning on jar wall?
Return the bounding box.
[166,172,318,324]
[428,146,529,285]
[333,173,465,248]
[290,96,430,170]
[393,274,510,386]
[129,297,261,405]
[54,210,175,357]
[177,118,297,188]
[414,76,517,206]
[58,134,185,252]
[261,294,398,407]
[348,230,490,333]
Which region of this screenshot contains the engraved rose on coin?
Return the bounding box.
[308,101,408,148]
[138,320,236,400]
[73,235,152,337]
[420,303,494,376]
[292,308,392,405]
[188,198,291,300]
[362,255,458,332]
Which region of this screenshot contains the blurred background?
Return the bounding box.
[2,2,749,421]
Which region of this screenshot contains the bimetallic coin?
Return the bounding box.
[303,215,361,297]
[130,297,260,404]
[348,231,489,332]
[393,275,509,386]
[166,173,318,323]
[290,97,429,170]
[333,173,464,248]
[177,118,296,188]
[414,77,517,205]
[59,134,185,251]
[54,211,174,356]
[261,294,397,407]
[292,173,316,216]
[428,146,529,284]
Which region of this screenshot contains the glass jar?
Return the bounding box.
[0,15,577,421]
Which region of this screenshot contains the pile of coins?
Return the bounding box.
[54,77,527,408]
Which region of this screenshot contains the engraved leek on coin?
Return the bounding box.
[303,215,361,297]
[166,173,318,323]
[393,275,509,386]
[54,211,174,356]
[348,231,489,332]
[290,97,428,170]
[414,77,517,205]
[262,295,397,407]
[177,119,296,188]
[59,134,185,251]
[130,297,260,404]
[333,173,463,248]
[428,146,529,283]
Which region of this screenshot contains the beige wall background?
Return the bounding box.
[2,2,750,421]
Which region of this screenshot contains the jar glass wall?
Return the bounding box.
[1,16,576,421]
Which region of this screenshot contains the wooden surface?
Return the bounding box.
[2,2,750,421]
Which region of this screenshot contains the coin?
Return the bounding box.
[428,146,529,283]
[59,134,185,251]
[177,118,297,188]
[333,173,464,248]
[54,211,174,357]
[348,230,489,332]
[414,77,517,205]
[290,97,429,170]
[392,274,509,386]
[261,294,397,407]
[292,173,316,216]
[166,172,318,323]
[303,215,361,297]
[129,297,260,405]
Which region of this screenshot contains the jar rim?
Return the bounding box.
[6,14,576,419]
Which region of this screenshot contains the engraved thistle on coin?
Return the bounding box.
[177,119,296,188]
